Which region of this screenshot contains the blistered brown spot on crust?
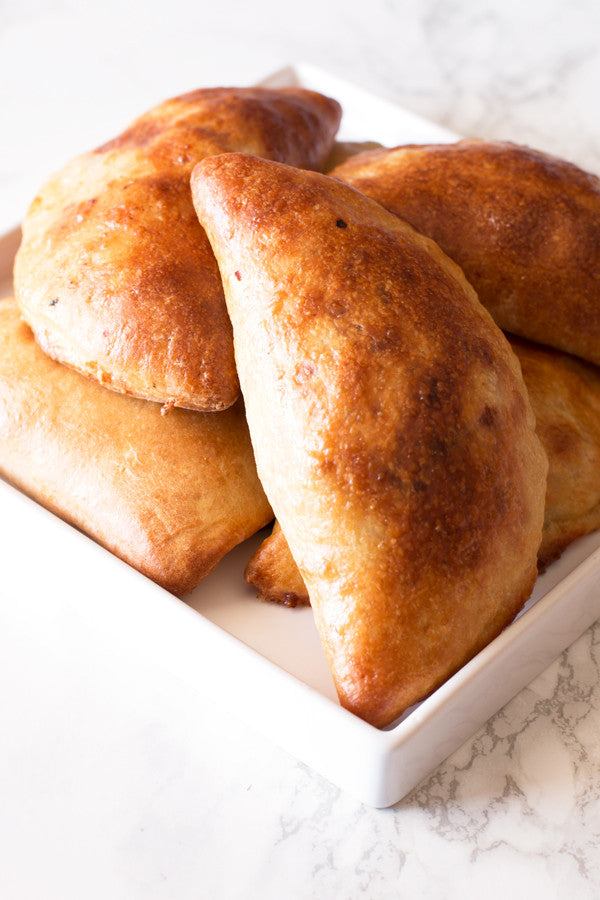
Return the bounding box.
[333,140,600,365]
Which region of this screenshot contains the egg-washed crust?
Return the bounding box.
[332,140,600,365]
[192,153,547,728]
[246,335,600,599]
[510,337,600,569]
[0,298,272,596]
[14,87,341,411]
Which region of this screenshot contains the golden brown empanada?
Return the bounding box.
[332,140,600,365]
[14,87,341,411]
[0,299,272,596]
[191,153,547,728]
[246,336,600,600]
[511,337,600,568]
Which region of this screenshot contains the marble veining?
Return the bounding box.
[2,1,600,896]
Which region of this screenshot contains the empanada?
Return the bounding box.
[332,140,600,365]
[191,153,547,728]
[512,337,600,568]
[244,520,308,607]
[14,87,342,411]
[246,336,600,599]
[0,299,272,596]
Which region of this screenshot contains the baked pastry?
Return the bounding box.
[246,336,600,600]
[0,298,272,596]
[323,140,383,172]
[511,338,600,568]
[191,153,547,728]
[14,87,342,411]
[332,140,600,365]
[244,520,308,607]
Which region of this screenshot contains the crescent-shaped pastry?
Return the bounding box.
[191,153,547,728]
[14,87,341,411]
[246,337,600,600]
[0,298,272,596]
[332,140,600,365]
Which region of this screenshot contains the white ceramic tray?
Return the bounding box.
[2,64,600,808]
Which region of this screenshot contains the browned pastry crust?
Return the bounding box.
[247,335,600,601]
[510,337,600,568]
[323,140,384,173]
[0,299,272,596]
[191,153,547,728]
[244,520,309,607]
[14,87,342,411]
[331,140,600,365]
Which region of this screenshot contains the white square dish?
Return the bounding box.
[2,64,600,809]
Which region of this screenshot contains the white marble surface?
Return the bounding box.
[2,1,600,897]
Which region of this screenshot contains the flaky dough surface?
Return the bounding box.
[192,153,547,728]
[14,87,341,410]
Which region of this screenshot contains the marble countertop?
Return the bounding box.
[2,1,600,897]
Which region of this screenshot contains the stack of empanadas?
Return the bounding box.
[14,86,342,411]
[4,85,342,594]
[242,139,600,615]
[5,83,600,728]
